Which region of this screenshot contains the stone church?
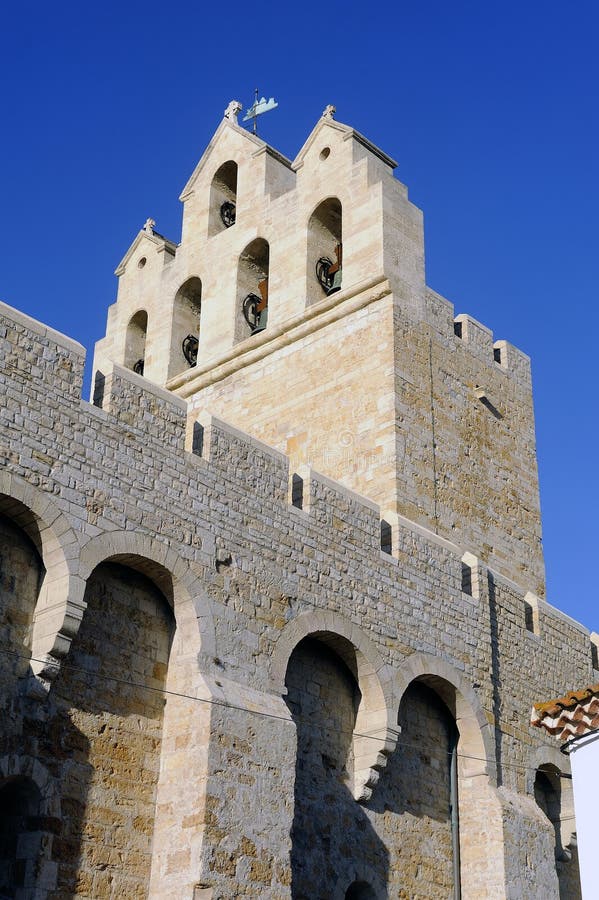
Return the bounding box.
[0,103,593,898]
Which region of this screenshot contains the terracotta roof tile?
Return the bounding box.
[531,683,599,742]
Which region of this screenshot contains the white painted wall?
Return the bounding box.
[569,730,599,899]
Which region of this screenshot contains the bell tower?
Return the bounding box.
[92,103,545,595]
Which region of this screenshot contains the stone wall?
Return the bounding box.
[0,298,593,897]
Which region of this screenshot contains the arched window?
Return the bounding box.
[0,778,44,896]
[307,197,342,306]
[237,238,269,341]
[125,310,148,375]
[209,160,238,236]
[169,277,202,378]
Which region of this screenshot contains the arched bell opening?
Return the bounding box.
[124,309,148,376]
[209,160,238,236]
[307,197,342,306]
[534,763,581,898]
[236,237,269,341]
[169,277,202,378]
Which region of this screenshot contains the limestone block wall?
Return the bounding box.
[95,114,418,391]
[182,286,398,514]
[391,288,544,594]
[0,299,590,898]
[170,279,544,596]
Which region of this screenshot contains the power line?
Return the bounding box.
[0,645,572,779]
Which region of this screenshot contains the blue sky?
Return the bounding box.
[1,1,597,629]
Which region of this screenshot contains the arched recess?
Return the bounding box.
[285,634,390,897]
[272,610,399,801]
[76,532,218,899]
[49,557,176,898]
[307,196,343,306]
[0,475,83,686]
[0,510,45,692]
[169,277,202,379]
[209,160,238,236]
[344,880,378,900]
[395,653,503,899]
[529,747,581,898]
[124,309,148,375]
[0,756,60,897]
[236,237,270,341]
[77,529,216,662]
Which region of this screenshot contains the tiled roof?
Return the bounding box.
[531,684,599,742]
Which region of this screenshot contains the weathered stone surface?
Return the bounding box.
[0,110,587,898]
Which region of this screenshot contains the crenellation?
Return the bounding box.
[0,110,586,899]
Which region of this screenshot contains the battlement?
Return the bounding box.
[425,287,532,382]
[0,291,593,898]
[0,300,86,404]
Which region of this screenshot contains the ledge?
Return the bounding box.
[168,274,391,398]
[0,300,86,358]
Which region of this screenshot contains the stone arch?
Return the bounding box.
[527,744,571,796]
[209,159,238,236]
[78,530,216,660]
[124,308,148,374]
[236,237,270,341]
[0,755,60,896]
[169,276,203,379]
[0,472,83,685]
[395,651,495,779]
[0,755,60,819]
[307,196,343,306]
[529,745,580,896]
[273,609,399,801]
[340,878,381,900]
[395,652,503,898]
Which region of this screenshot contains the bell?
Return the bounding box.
[252,307,268,334]
[327,267,342,295]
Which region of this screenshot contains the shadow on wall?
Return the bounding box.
[285,637,388,899]
[0,515,177,898]
[368,681,457,897]
[46,562,174,897]
[0,514,87,898]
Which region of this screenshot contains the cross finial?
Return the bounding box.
[224,100,243,124]
[143,217,155,234]
[322,104,336,119]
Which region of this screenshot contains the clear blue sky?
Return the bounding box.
[1,2,597,629]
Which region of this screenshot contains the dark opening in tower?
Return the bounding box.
[209,160,238,236]
[307,197,342,305]
[237,237,269,340]
[170,277,202,378]
[125,310,148,375]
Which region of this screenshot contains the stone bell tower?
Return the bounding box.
[93,102,545,596]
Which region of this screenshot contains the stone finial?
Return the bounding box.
[143,217,156,234]
[224,100,243,124]
[322,104,336,119]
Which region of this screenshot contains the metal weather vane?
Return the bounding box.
[242,88,278,135]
